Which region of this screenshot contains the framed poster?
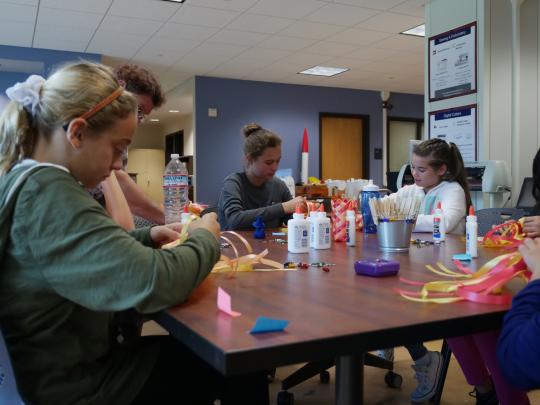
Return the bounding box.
[429,104,477,162]
[429,22,477,101]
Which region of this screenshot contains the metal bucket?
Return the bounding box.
[377,220,415,252]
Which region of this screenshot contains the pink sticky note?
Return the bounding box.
[217,287,241,317]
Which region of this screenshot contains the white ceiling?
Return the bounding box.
[0,0,427,123]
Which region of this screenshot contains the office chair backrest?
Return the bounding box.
[515,177,536,212]
[476,208,528,236]
[0,328,24,404]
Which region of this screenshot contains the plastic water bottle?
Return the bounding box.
[163,153,189,224]
[360,180,379,234]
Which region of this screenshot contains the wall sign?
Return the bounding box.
[429,22,477,101]
[429,104,477,162]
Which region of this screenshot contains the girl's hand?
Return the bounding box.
[282,196,306,214]
[188,212,220,241]
[523,216,540,238]
[518,238,540,281]
[150,223,184,247]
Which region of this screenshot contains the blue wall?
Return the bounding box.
[0,45,101,95]
[195,76,423,205]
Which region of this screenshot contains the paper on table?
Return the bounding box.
[217,287,241,317]
[250,316,289,334]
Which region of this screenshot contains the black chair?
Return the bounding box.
[276,340,453,405]
[476,208,528,236]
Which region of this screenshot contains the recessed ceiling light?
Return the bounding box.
[401,24,425,37]
[298,66,349,77]
[149,118,160,122]
[161,0,185,3]
[169,110,180,113]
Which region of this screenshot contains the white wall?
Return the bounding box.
[163,113,194,156]
[426,0,540,206]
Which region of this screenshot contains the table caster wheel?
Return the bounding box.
[385,371,403,388]
[319,370,330,384]
[277,390,294,405]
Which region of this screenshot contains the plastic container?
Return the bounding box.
[360,180,379,234]
[432,202,446,244]
[311,205,331,250]
[354,259,400,277]
[308,210,318,248]
[466,206,478,258]
[346,210,356,246]
[163,153,189,224]
[287,205,309,253]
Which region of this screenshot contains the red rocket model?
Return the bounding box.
[301,128,309,184]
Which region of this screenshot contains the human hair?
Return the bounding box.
[242,123,282,160]
[0,61,137,175]
[533,148,540,204]
[114,64,165,108]
[413,138,472,210]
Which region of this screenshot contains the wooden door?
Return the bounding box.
[321,115,366,180]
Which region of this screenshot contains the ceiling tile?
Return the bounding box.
[304,3,378,27]
[183,0,258,12]
[207,29,269,46]
[236,47,291,62]
[173,52,231,73]
[357,12,424,34]
[208,64,255,79]
[0,0,38,5]
[279,21,345,40]
[0,2,36,23]
[371,34,423,50]
[190,42,248,58]
[334,0,404,11]
[0,22,34,47]
[258,35,316,51]
[302,41,358,57]
[390,0,428,17]
[284,52,332,67]
[41,0,112,13]
[345,46,399,61]
[278,72,324,86]
[170,5,239,28]
[214,57,270,71]
[87,31,149,58]
[33,37,88,52]
[38,7,103,30]
[109,0,179,21]
[325,56,373,69]
[35,24,94,44]
[226,14,295,34]
[99,15,163,36]
[157,22,218,41]
[144,36,200,54]
[328,28,393,46]
[248,0,325,19]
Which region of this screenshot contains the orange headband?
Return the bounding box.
[79,87,124,121]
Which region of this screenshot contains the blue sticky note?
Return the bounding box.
[250,316,289,334]
[453,253,472,261]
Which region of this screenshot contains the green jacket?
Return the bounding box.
[0,164,220,405]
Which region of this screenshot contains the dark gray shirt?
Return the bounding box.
[217,172,292,230]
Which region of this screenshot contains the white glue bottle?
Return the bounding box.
[288,205,310,253]
[466,206,478,258]
[346,210,356,247]
[308,209,318,248]
[433,202,446,243]
[313,205,331,250]
[181,205,191,225]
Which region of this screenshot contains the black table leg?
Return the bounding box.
[335,353,364,405]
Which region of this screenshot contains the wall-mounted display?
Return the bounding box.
[429,104,477,162]
[429,22,477,101]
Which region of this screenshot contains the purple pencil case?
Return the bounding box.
[354,259,400,277]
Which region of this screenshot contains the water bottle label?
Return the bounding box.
[163,174,188,187]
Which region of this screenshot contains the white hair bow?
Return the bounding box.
[5,75,46,116]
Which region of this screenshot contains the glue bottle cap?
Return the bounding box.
[295,204,303,214]
[469,206,475,216]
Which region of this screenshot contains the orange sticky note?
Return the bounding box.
[217,287,241,317]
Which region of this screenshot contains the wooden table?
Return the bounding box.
[156,232,515,404]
